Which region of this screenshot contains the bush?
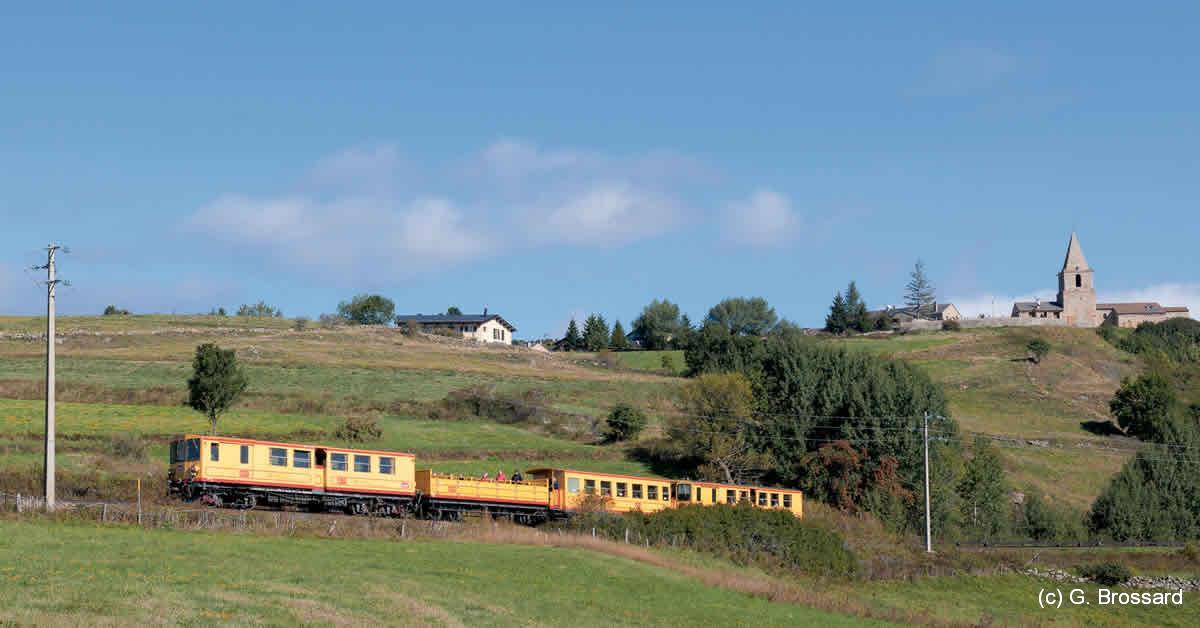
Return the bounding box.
[107,433,147,461]
[1077,562,1132,586]
[318,313,343,329]
[1027,338,1051,364]
[660,353,678,372]
[333,415,383,442]
[337,294,395,326]
[604,404,648,442]
[102,305,131,316]
[237,301,283,318]
[941,319,961,332]
[292,317,309,332]
[557,503,856,578]
[1179,542,1200,563]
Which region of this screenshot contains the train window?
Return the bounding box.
[647,485,658,500]
[584,479,596,494]
[726,490,736,504]
[739,491,748,503]
[331,453,347,471]
[632,484,643,499]
[783,495,792,508]
[354,455,371,473]
[662,486,669,501]
[567,478,580,493]
[711,488,716,503]
[674,484,691,502]
[210,443,220,462]
[185,438,200,461]
[294,450,311,469]
[616,482,627,498]
[269,448,287,466]
[379,457,394,475]
[757,493,767,506]
[600,481,611,496]
[240,445,249,464]
[770,493,779,507]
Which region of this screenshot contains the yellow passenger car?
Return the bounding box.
[527,468,673,516]
[672,480,803,518]
[168,434,416,514]
[416,470,549,522]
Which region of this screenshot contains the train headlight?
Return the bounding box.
[188,465,198,478]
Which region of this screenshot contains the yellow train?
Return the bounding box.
[168,434,803,521]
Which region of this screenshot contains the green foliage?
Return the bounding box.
[609,319,629,350]
[208,306,227,317]
[844,281,871,332]
[704,297,778,336]
[659,353,677,372]
[1110,374,1182,442]
[825,291,849,334]
[583,313,610,351]
[446,305,462,315]
[941,319,961,332]
[958,437,1010,541]
[562,318,582,351]
[632,298,685,350]
[1089,422,1200,541]
[667,373,773,484]
[604,404,648,442]
[1020,491,1082,542]
[236,301,282,318]
[558,504,857,578]
[904,260,936,318]
[292,316,309,331]
[337,293,395,325]
[333,414,383,442]
[102,305,130,316]
[683,321,768,377]
[186,343,248,435]
[1108,318,1200,364]
[1077,562,1132,586]
[1026,338,1051,364]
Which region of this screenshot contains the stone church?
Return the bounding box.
[1011,232,1190,328]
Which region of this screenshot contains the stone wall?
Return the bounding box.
[898,317,1070,332]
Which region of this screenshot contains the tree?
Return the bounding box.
[669,373,773,484]
[562,318,583,351]
[583,314,610,351]
[610,320,629,351]
[604,404,648,442]
[825,291,849,334]
[904,260,936,319]
[683,321,769,377]
[186,343,248,435]
[1110,374,1180,442]
[844,281,871,332]
[632,299,684,350]
[705,297,778,336]
[237,301,282,318]
[102,305,130,316]
[958,437,1011,541]
[1026,338,1051,364]
[337,294,395,325]
[446,306,463,315]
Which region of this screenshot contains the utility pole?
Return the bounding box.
[923,411,932,553]
[38,244,63,509]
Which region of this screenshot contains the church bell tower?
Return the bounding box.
[1057,232,1097,326]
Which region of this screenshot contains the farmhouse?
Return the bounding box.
[394,309,516,344]
[1011,232,1190,327]
[872,302,961,324]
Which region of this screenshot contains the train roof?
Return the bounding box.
[177,434,416,458]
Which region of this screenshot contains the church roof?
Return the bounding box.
[1096,302,1191,315]
[1013,301,1063,313]
[1061,231,1090,272]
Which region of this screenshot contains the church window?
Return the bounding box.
[1075,274,1082,288]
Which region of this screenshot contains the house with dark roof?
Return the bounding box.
[1012,232,1190,327]
[871,302,962,324]
[394,308,516,344]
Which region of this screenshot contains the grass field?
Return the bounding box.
[0,519,868,627]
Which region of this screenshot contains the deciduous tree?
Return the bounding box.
[705,297,778,336]
[337,294,395,325]
[632,299,684,350]
[186,343,248,435]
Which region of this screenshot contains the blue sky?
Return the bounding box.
[1,2,1196,338]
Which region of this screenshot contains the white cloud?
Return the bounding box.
[534,182,679,246]
[721,189,799,247]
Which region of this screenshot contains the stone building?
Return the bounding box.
[1011,232,1190,327]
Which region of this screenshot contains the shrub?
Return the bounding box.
[337,294,396,325]
[433,327,461,338]
[605,404,648,442]
[292,317,309,332]
[208,307,227,317]
[237,301,283,318]
[557,503,856,578]
[1179,542,1200,563]
[318,313,343,329]
[1027,338,1051,364]
[1078,562,1131,586]
[333,415,383,442]
[941,319,961,332]
[102,305,131,316]
[107,433,147,461]
[660,353,678,372]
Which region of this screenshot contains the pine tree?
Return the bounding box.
[905,260,936,319]
[610,320,629,351]
[583,313,610,351]
[563,318,583,351]
[825,292,849,334]
[845,281,870,333]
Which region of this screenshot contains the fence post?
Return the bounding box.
[137,479,142,526]
[102,503,107,522]
[625,528,629,544]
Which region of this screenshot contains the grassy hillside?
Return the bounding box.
[0,519,867,627]
[0,315,1154,513]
